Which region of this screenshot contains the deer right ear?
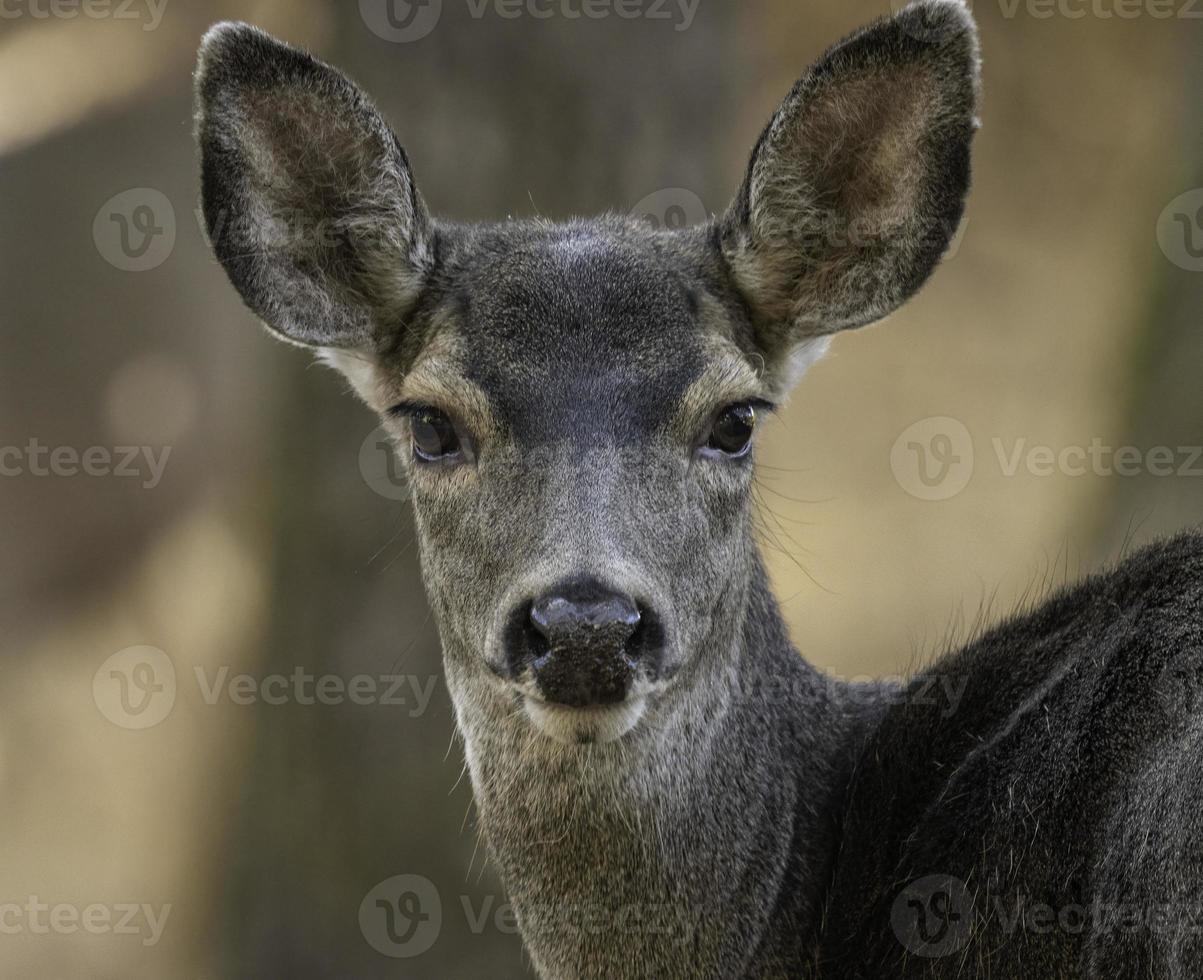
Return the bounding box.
[721,0,979,394]
[194,23,433,350]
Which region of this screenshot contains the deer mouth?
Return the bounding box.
[518,691,649,745]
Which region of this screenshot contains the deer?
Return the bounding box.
[194,2,1203,976]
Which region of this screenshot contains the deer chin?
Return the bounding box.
[521,694,647,745]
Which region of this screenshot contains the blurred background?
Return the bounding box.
[0,0,1199,975]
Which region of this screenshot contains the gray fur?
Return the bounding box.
[195,4,1203,977]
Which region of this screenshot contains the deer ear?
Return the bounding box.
[194,23,433,350]
[721,0,979,389]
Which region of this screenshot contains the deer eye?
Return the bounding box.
[410,408,462,462]
[704,403,758,458]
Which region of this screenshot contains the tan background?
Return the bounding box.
[0,0,1199,976]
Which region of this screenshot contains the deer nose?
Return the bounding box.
[519,579,645,708]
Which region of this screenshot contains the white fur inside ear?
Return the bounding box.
[319,347,386,408]
[780,336,832,391]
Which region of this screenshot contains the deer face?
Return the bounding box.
[329,220,785,743]
[195,1,978,744]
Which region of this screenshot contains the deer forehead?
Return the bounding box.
[381,226,769,446]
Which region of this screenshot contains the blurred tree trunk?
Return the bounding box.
[1100,48,1203,556]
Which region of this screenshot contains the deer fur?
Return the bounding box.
[195,3,1203,976]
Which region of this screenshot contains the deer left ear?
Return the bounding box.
[194,22,433,351]
[721,0,980,392]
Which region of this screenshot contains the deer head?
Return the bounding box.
[194,1,979,749]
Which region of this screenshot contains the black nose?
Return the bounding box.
[511,578,651,708]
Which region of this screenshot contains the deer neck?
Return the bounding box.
[450,551,871,979]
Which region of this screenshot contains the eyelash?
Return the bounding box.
[387,401,434,420]
[738,398,776,416]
